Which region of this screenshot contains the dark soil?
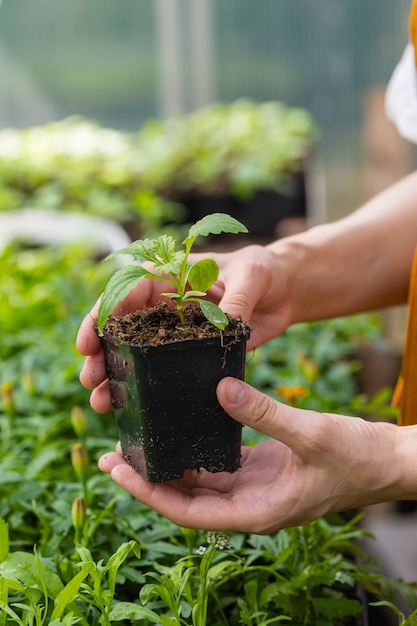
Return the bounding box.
[102,302,249,346]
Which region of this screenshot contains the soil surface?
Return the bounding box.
[103,302,249,346]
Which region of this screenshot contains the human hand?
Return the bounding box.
[76,244,294,413]
[98,377,403,533]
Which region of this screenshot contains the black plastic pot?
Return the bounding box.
[344,586,369,626]
[232,170,307,238]
[101,327,250,482]
[179,192,235,225]
[176,170,307,242]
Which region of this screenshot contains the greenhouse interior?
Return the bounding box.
[1,1,417,625]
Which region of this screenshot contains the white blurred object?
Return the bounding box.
[0,208,131,255]
[385,44,417,144]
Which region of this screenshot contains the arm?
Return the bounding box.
[267,170,417,324]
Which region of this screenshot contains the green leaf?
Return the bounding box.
[154,235,179,264]
[188,258,219,293]
[106,238,158,264]
[159,616,180,626]
[188,213,248,240]
[208,559,241,580]
[183,290,207,299]
[312,596,363,620]
[0,602,25,625]
[106,540,139,598]
[49,618,78,626]
[0,519,8,561]
[140,582,159,605]
[0,552,45,588]
[50,565,94,620]
[98,265,152,332]
[107,236,182,269]
[154,258,183,278]
[109,602,162,622]
[198,299,229,330]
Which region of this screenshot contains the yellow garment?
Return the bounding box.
[392,248,417,425]
[391,2,417,425]
[410,0,417,66]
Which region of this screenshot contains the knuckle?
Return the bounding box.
[250,392,275,428]
[223,290,252,311]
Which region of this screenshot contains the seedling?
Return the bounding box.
[98,213,248,333]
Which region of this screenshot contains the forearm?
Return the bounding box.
[268,171,417,323]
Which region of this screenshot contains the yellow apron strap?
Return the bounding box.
[392,2,417,424]
[410,0,417,66]
[392,247,417,425]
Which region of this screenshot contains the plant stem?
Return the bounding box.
[176,302,185,324]
[0,581,7,626]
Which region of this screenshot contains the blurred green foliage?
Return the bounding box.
[0,117,183,237]
[0,101,316,241]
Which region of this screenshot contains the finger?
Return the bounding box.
[98,446,262,531]
[217,247,273,322]
[217,377,317,451]
[79,351,108,390]
[76,300,101,356]
[76,280,155,358]
[98,450,125,473]
[99,456,196,519]
[106,462,259,531]
[90,379,113,413]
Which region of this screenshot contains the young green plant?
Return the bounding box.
[97,213,248,333]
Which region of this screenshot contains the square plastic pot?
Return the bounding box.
[100,326,250,482]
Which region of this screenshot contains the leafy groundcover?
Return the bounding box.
[1,243,417,625]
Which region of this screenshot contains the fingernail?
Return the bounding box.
[224,378,247,405]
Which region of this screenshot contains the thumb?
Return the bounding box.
[217,261,271,322]
[218,287,255,325]
[217,377,314,449]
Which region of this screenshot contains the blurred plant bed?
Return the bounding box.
[133,99,318,243]
[0,117,186,242]
[180,171,307,245]
[0,101,317,245]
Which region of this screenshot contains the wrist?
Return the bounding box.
[266,226,336,324]
[394,425,417,500]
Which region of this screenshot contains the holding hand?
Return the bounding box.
[98,377,405,534]
[77,173,417,531]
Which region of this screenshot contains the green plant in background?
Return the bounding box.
[0,518,144,625]
[98,213,247,332]
[0,100,317,239]
[137,99,318,200]
[371,601,417,626]
[0,242,415,625]
[0,118,184,239]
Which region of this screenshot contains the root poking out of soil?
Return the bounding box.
[103,302,248,346]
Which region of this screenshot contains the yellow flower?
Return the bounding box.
[275,385,310,406]
[1,382,15,417]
